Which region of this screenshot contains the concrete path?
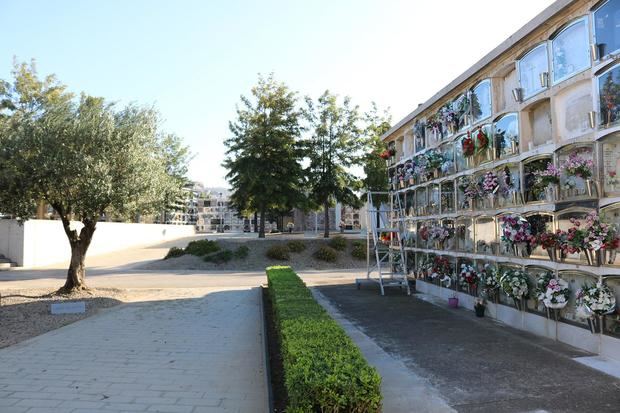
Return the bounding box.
[0,287,268,413]
[318,283,620,413]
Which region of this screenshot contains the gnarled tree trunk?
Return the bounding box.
[59,216,97,292]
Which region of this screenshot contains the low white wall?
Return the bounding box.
[415,279,620,363]
[0,220,25,263]
[0,219,195,267]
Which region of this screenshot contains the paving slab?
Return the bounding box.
[0,287,268,413]
[317,283,620,413]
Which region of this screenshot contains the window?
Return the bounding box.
[551,18,590,83]
[471,80,492,123]
[599,64,620,128]
[594,0,620,59]
[518,44,549,99]
[600,133,620,196]
[493,113,519,158]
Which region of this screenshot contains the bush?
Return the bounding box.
[234,245,250,259]
[351,240,366,260]
[266,244,290,261]
[287,240,307,253]
[266,267,382,412]
[329,235,347,251]
[184,240,220,256]
[164,247,185,259]
[203,249,233,264]
[313,245,338,262]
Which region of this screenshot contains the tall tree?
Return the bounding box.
[361,103,392,205]
[223,74,306,238]
[0,61,189,292]
[304,91,363,238]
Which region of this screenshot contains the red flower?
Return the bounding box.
[462,133,475,157]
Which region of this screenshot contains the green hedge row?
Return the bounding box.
[266,266,381,413]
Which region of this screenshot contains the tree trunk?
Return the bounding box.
[59,217,97,292]
[259,208,266,239]
[254,212,258,233]
[323,201,330,238]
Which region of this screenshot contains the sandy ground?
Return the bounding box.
[143,238,366,272]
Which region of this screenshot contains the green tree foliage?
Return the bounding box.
[0,61,190,291]
[304,91,363,238]
[361,103,392,205]
[223,74,306,238]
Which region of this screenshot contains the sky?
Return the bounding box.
[1,0,556,187]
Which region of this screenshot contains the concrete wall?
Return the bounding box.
[0,219,195,267]
[416,280,620,363]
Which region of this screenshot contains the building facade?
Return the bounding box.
[382,0,620,361]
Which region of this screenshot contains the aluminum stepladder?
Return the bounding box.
[355,190,410,296]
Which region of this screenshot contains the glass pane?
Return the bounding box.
[416,188,427,216]
[456,176,473,211]
[497,164,521,207]
[456,218,474,252]
[594,0,620,58]
[454,135,468,171]
[519,44,549,99]
[442,219,456,250]
[526,214,554,260]
[453,94,470,131]
[494,114,519,158]
[472,124,493,165]
[429,184,440,215]
[475,217,497,255]
[599,64,620,128]
[441,181,455,214]
[439,143,454,176]
[558,147,597,199]
[524,157,555,203]
[602,134,620,196]
[552,19,590,82]
[471,80,492,123]
[414,120,426,152]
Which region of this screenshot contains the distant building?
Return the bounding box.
[292,203,366,232]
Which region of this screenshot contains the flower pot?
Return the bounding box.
[448,297,459,308]
[474,305,486,317]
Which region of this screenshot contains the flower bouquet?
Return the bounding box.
[533,162,560,201]
[500,215,533,257]
[459,264,478,295]
[576,281,616,333]
[441,106,459,134]
[432,256,453,286]
[425,150,444,179]
[536,231,560,261]
[379,150,391,160]
[428,224,453,249]
[540,277,570,310]
[419,225,430,246]
[560,151,596,197]
[475,127,490,153]
[462,133,475,158]
[480,264,500,302]
[427,114,443,139]
[459,178,481,210]
[607,171,619,191]
[481,171,499,209]
[499,269,529,310]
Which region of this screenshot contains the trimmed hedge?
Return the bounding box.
[164,247,185,259]
[351,240,366,260]
[266,266,381,412]
[185,239,220,256]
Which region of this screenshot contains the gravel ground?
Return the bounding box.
[0,287,214,349]
[143,238,367,271]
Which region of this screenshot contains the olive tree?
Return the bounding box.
[0,62,189,292]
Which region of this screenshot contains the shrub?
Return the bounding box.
[234,245,250,259]
[287,240,307,253]
[351,240,366,260]
[203,249,233,264]
[266,244,290,261]
[329,235,347,251]
[313,245,338,262]
[184,240,220,256]
[164,247,185,259]
[266,267,381,412]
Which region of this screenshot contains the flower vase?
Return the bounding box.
[544,185,557,202]
[513,298,525,311]
[486,194,495,209]
[433,169,439,179]
[409,177,415,186]
[510,140,517,154]
[546,248,557,262]
[607,249,617,265]
[584,249,601,266]
[586,179,594,197]
[399,180,405,189]
[513,242,529,258]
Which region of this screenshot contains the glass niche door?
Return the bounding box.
[557,270,599,328]
[494,113,519,159]
[441,218,456,250]
[416,187,428,216]
[601,203,620,267]
[496,163,522,208]
[472,124,493,165]
[600,133,620,197]
[525,213,554,261]
[475,215,497,255]
[556,208,595,264]
[455,217,474,253]
[557,145,598,200]
[525,265,556,313]
[523,156,555,203]
[598,63,620,129]
[441,181,455,214]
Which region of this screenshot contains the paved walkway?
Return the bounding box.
[318,283,620,413]
[0,287,268,413]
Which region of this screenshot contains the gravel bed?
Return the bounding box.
[143,238,367,271]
